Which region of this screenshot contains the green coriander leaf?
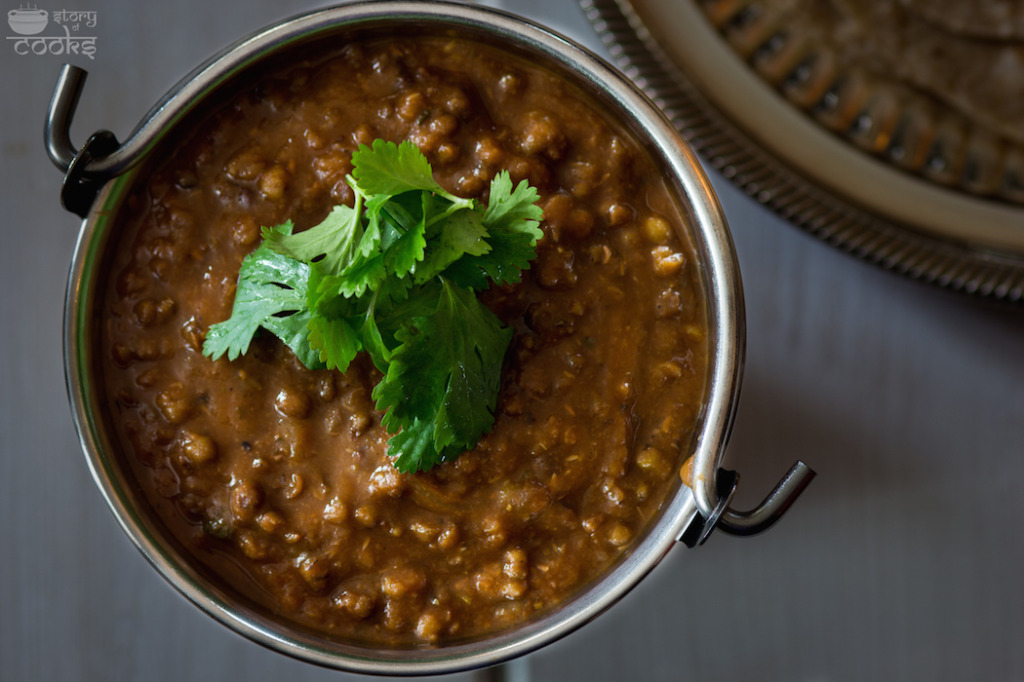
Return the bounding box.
[386,419,437,473]
[374,321,438,438]
[447,227,541,287]
[371,279,445,350]
[372,279,512,464]
[360,189,392,242]
[202,235,315,363]
[373,271,415,310]
[263,198,371,276]
[376,190,421,232]
[307,208,397,304]
[443,171,544,289]
[430,282,512,450]
[483,171,545,235]
[352,139,473,211]
[371,285,447,440]
[314,256,388,302]
[386,419,465,473]
[352,139,434,194]
[262,309,322,369]
[382,205,427,280]
[413,203,491,284]
[234,225,310,290]
[307,315,362,372]
[355,293,391,372]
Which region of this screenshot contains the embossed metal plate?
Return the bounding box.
[581,0,1024,301]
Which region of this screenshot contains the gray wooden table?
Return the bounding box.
[3,1,1024,680]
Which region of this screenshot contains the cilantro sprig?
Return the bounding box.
[203,140,543,472]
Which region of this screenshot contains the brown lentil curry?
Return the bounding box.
[98,33,708,645]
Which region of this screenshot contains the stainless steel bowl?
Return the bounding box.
[51,1,813,674]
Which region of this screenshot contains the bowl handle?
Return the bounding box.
[716,461,816,536]
[683,461,815,546]
[45,64,124,217]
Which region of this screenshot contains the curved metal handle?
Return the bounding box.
[46,64,140,216]
[682,461,814,546]
[45,64,126,217]
[46,63,143,177]
[44,63,88,174]
[716,461,816,536]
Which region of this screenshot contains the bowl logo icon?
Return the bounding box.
[8,6,48,35]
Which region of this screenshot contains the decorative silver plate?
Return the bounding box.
[580,0,1024,301]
